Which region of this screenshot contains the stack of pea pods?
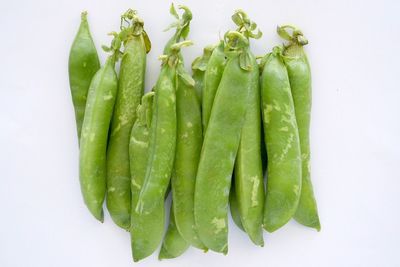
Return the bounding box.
[68,4,320,262]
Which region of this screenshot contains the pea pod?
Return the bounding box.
[79,34,120,221]
[136,41,192,215]
[194,31,253,254]
[129,92,165,261]
[172,63,206,250]
[159,203,190,260]
[260,46,302,232]
[68,11,100,142]
[231,9,264,246]
[278,25,320,231]
[191,45,214,103]
[201,40,226,131]
[106,10,151,230]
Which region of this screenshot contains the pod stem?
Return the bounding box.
[277,24,308,46]
[231,9,262,40]
[159,40,193,68]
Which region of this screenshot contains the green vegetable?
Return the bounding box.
[194,31,253,254]
[172,63,206,250]
[129,92,165,262]
[201,40,226,131]
[136,41,192,214]
[79,34,120,222]
[260,46,302,232]
[191,45,214,103]
[159,203,190,260]
[231,9,264,246]
[68,11,100,142]
[278,25,320,231]
[106,10,151,230]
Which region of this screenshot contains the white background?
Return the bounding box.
[1,0,399,266]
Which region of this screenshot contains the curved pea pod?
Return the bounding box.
[202,40,226,131]
[79,55,118,222]
[260,47,302,232]
[172,64,207,251]
[191,44,214,103]
[229,179,244,231]
[106,12,150,230]
[68,11,100,142]
[234,52,264,246]
[194,31,253,254]
[159,203,190,260]
[129,92,165,262]
[278,25,320,231]
[135,42,194,215]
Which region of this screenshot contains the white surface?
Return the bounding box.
[1,0,399,266]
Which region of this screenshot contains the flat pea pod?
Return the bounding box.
[159,202,190,260]
[234,52,264,246]
[260,46,302,232]
[106,11,150,230]
[201,40,226,131]
[191,45,214,103]
[79,55,118,222]
[229,179,244,231]
[136,42,192,214]
[278,25,320,231]
[172,64,206,250]
[129,92,165,262]
[194,31,253,254]
[68,11,100,142]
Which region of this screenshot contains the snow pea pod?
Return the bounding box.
[136,41,192,215]
[201,40,226,131]
[260,46,302,232]
[234,52,264,246]
[106,10,151,230]
[172,63,206,250]
[79,37,119,221]
[191,45,214,103]
[278,25,320,231]
[194,31,253,254]
[68,11,100,142]
[231,10,264,246]
[159,202,190,260]
[129,92,165,262]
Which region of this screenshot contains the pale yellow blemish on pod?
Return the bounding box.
[108,187,116,192]
[250,176,260,207]
[103,94,113,101]
[89,133,95,142]
[132,138,148,148]
[131,179,141,190]
[186,122,193,128]
[212,217,226,234]
[279,126,289,132]
[263,104,273,124]
[161,128,166,134]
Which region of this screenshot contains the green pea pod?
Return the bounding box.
[229,179,244,231]
[194,31,253,254]
[172,64,206,250]
[106,10,150,230]
[234,51,264,246]
[129,92,165,262]
[79,54,118,222]
[68,11,100,142]
[260,46,302,232]
[201,40,226,132]
[159,203,190,260]
[278,25,320,231]
[191,44,214,103]
[136,41,192,215]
